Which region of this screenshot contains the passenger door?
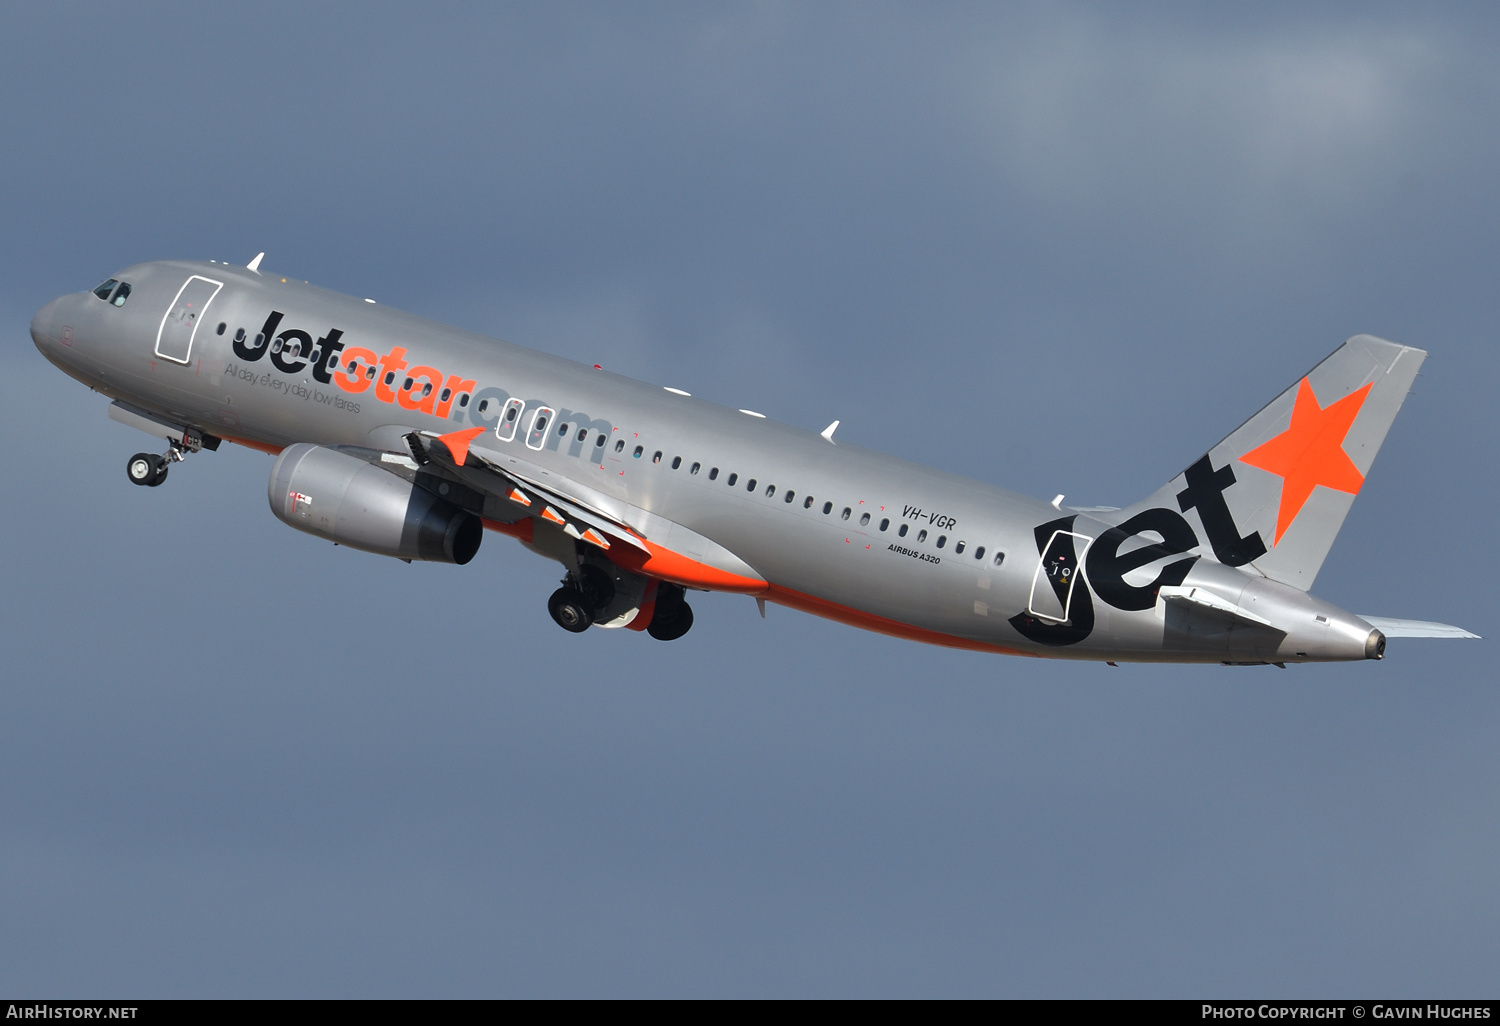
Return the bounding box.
[155,275,223,364]
[1028,529,1092,622]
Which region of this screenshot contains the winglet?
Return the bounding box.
[436,426,487,467]
[247,252,265,271]
[821,420,839,443]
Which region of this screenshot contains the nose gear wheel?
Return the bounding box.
[125,440,190,487]
[126,452,168,487]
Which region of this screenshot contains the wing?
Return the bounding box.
[408,428,767,593]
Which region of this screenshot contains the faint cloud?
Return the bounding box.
[963,14,1450,218]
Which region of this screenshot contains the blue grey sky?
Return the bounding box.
[1,2,1496,997]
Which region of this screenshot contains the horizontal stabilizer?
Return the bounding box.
[1360,617,1480,639]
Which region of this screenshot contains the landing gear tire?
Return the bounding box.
[127,453,163,487]
[548,587,594,633]
[647,589,694,641]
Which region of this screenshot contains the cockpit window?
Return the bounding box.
[91,279,131,306]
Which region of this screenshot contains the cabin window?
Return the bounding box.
[727,473,738,486]
[784,490,795,503]
[879,518,889,531]
[841,507,851,521]
[746,479,757,491]
[402,377,412,390]
[823,502,832,515]
[366,365,376,380]
[458,393,469,407]
[634,445,644,458]
[216,322,226,335]
[709,467,719,480]
[955,540,965,554]
[596,435,607,447]
[917,529,927,543]
[615,439,625,452]
[329,357,340,369]
[383,370,395,385]
[672,456,682,470]
[478,399,489,413]
[804,496,814,509]
[690,462,700,474]
[974,546,985,561]
[559,423,569,436]
[440,388,451,402]
[936,535,946,548]
[764,484,775,497]
[898,524,908,537]
[859,512,870,526]
[234,328,245,343]
[993,552,1006,567]
[422,383,432,397]
[578,428,589,442]
[653,451,663,464]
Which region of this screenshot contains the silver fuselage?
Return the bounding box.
[31,259,1383,663]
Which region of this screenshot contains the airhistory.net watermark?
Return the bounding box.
[6,1007,137,1020]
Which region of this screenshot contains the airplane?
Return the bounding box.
[29,254,1478,664]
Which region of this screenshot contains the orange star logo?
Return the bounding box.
[1239,378,1371,545]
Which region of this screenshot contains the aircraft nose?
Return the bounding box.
[30,296,62,353]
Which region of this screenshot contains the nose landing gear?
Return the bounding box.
[125,432,210,487]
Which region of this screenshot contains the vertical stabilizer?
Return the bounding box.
[1126,335,1425,590]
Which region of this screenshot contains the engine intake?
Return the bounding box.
[269,443,481,564]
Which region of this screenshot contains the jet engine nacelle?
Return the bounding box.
[269,443,482,564]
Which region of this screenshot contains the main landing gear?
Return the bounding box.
[646,583,694,642]
[547,563,617,634]
[545,570,695,641]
